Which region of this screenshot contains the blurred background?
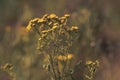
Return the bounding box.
[0,0,120,80]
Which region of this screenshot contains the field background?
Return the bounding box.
[0,0,120,80]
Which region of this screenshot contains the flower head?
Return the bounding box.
[64,14,70,18]
[57,54,74,61]
[26,18,40,31]
[1,63,13,71]
[49,14,58,19]
[26,24,32,31]
[71,26,78,31]
[86,61,93,65]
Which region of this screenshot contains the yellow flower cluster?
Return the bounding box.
[57,53,74,61]
[26,18,39,31]
[26,14,81,80]
[85,60,99,79]
[27,13,79,60]
[86,60,99,67]
[49,13,58,19]
[1,63,16,80]
[26,13,70,32]
[70,26,79,31]
[1,63,13,71]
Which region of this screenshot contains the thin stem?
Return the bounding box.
[70,74,74,80]
[49,54,57,80]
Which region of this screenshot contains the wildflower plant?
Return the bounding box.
[1,63,16,80]
[26,14,99,80]
[26,14,79,80]
[85,60,99,80]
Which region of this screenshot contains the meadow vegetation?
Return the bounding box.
[0,0,120,80]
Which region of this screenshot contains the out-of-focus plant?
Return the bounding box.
[85,60,99,80]
[1,63,16,80]
[26,14,99,80]
[70,8,101,60]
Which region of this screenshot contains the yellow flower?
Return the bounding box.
[95,60,99,67]
[26,23,32,31]
[67,54,73,59]
[61,16,66,19]
[49,14,58,18]
[71,26,78,30]
[57,54,74,61]
[53,23,59,26]
[1,63,13,70]
[42,30,49,33]
[38,18,45,23]
[52,26,58,30]
[57,55,67,61]
[86,60,93,65]
[42,14,48,19]
[64,14,70,18]
[31,18,39,22]
[48,22,52,25]
[26,18,40,31]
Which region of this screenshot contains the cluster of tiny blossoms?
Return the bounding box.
[26,14,78,31]
[1,63,16,80]
[85,60,99,80]
[26,14,79,52]
[26,14,79,80]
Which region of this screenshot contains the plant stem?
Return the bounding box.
[49,54,57,80]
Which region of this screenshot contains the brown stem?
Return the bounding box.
[49,54,57,80]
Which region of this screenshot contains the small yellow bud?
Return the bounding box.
[26,25,32,31]
[49,14,58,18]
[38,19,45,23]
[42,14,48,19]
[64,14,70,18]
[72,26,78,30]
[57,54,74,61]
[86,61,93,65]
[31,18,39,22]
[68,54,74,59]
[95,60,99,67]
[42,30,48,33]
[52,26,58,30]
[71,26,78,31]
[1,63,13,70]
